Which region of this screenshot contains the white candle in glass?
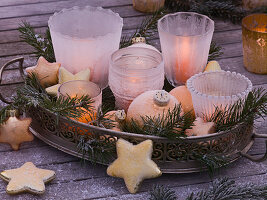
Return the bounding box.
[109,47,164,111]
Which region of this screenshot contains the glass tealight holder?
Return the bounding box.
[158,12,214,86]
[58,80,102,123]
[109,47,164,111]
[242,13,267,74]
[48,6,123,89]
[187,71,253,118]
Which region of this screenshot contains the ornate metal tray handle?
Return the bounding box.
[240,133,267,162]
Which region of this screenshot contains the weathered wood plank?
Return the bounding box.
[0,0,69,7]
[0,0,132,19]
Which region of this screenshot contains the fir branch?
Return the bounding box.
[208,41,223,61]
[122,104,194,140]
[149,178,267,200]
[18,22,55,62]
[206,88,267,132]
[149,185,177,200]
[77,135,116,165]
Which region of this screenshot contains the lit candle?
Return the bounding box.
[158,12,214,86]
[58,80,102,123]
[109,47,164,111]
[242,13,267,74]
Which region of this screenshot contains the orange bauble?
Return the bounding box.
[127,90,180,126]
[169,86,195,116]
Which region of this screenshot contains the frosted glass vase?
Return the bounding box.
[158,12,214,86]
[48,6,123,89]
[187,71,253,118]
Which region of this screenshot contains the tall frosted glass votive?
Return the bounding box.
[187,71,252,118]
[109,47,164,111]
[242,13,267,74]
[48,6,123,89]
[158,12,214,86]
[58,80,102,123]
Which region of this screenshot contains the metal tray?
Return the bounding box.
[1,57,267,173]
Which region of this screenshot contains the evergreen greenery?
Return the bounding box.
[150,178,267,200]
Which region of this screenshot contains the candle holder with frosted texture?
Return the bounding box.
[242,13,267,74]
[48,6,123,89]
[132,0,165,13]
[58,80,102,123]
[109,47,164,111]
[187,71,252,118]
[158,12,214,86]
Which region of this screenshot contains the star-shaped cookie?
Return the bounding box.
[0,162,55,194]
[107,139,162,193]
[185,117,215,136]
[26,56,60,87]
[45,67,91,96]
[0,116,34,150]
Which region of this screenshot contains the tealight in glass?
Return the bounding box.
[58,80,102,123]
[158,12,214,86]
[48,6,123,89]
[109,47,164,111]
[187,71,253,118]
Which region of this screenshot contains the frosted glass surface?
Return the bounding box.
[187,71,253,118]
[158,12,214,86]
[48,6,123,89]
[109,47,164,110]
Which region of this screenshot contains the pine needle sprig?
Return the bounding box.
[18,22,55,62]
[149,185,177,200]
[208,41,223,61]
[150,177,267,200]
[206,88,267,132]
[77,135,116,165]
[122,104,194,140]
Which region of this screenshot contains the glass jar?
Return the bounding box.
[158,12,214,86]
[48,6,123,89]
[132,0,165,13]
[187,71,253,118]
[109,47,164,111]
[242,13,267,74]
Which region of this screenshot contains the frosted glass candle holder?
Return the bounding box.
[58,80,102,123]
[158,12,214,86]
[187,71,253,118]
[109,47,164,111]
[48,6,123,89]
[242,13,267,74]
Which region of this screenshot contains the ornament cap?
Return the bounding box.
[131,34,146,44]
[153,90,170,106]
[115,110,126,122]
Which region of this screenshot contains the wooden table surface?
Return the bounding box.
[0,0,266,199]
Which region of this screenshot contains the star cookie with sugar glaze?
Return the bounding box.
[107,139,162,193]
[0,162,55,194]
[26,56,61,87]
[0,114,33,151]
[45,67,91,96]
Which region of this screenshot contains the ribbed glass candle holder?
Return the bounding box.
[242,13,267,74]
[109,47,164,111]
[187,71,253,118]
[158,12,214,86]
[48,6,123,89]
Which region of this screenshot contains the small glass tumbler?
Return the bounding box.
[242,13,267,74]
[58,80,102,123]
[158,12,214,86]
[109,47,164,111]
[48,6,123,89]
[187,71,253,118]
[132,0,165,13]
